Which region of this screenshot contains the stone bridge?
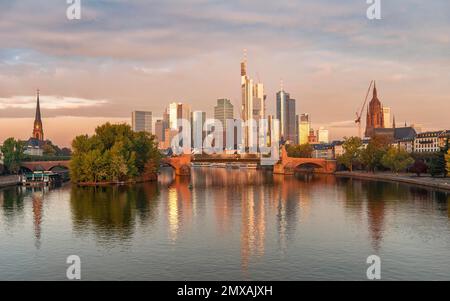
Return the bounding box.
[273,146,336,175]
[21,160,70,172]
[162,155,192,176]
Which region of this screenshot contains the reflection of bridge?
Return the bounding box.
[162,147,336,176]
[21,161,70,172]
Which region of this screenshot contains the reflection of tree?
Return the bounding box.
[1,187,25,220]
[70,183,160,242]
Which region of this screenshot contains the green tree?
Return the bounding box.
[429,151,446,177]
[381,147,414,174]
[0,138,25,174]
[446,149,450,177]
[337,136,362,172]
[70,123,160,184]
[286,143,313,158]
[359,135,390,172]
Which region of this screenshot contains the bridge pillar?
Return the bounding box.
[175,164,191,176]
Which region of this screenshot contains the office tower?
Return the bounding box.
[241,51,266,152]
[214,99,234,147]
[191,111,206,151]
[276,88,297,143]
[299,113,310,145]
[168,102,191,130]
[32,89,44,141]
[383,107,391,128]
[214,99,234,130]
[317,127,329,144]
[267,115,280,147]
[155,119,165,144]
[132,111,152,133]
[365,82,385,137]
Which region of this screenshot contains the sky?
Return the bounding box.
[0,0,449,147]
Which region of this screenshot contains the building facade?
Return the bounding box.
[276,89,296,144]
[131,111,152,133]
[365,82,385,138]
[299,113,310,145]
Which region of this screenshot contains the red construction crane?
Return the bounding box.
[355,80,374,138]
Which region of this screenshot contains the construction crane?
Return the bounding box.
[355,80,374,138]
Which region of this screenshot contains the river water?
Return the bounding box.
[0,167,449,280]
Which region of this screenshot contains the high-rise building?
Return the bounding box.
[168,102,191,130]
[191,111,206,151]
[317,127,329,144]
[155,119,165,146]
[241,51,266,152]
[32,89,44,141]
[365,82,385,137]
[214,99,234,130]
[299,113,310,145]
[276,89,296,143]
[383,107,391,128]
[132,111,152,133]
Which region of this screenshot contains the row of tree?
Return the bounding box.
[69,123,161,184]
[0,138,25,174]
[337,136,449,177]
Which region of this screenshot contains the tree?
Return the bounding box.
[337,136,362,172]
[286,143,313,158]
[411,159,428,177]
[70,123,160,184]
[360,135,390,172]
[0,138,25,174]
[446,149,450,177]
[43,143,57,156]
[381,147,414,174]
[429,139,448,178]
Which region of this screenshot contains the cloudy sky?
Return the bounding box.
[0,0,449,146]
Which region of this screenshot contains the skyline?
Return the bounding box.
[1,0,449,146]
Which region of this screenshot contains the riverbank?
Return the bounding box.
[0,175,20,188]
[335,171,450,192]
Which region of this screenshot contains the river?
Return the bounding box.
[0,167,449,280]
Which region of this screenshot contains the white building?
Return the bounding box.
[317,127,329,144]
[414,131,441,153]
[383,107,391,128]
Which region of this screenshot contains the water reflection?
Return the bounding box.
[70,183,160,242]
[0,168,449,279]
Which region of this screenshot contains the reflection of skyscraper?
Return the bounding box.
[276,89,296,143]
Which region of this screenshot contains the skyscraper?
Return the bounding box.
[241,51,265,151]
[191,110,206,151]
[276,89,296,143]
[32,89,44,141]
[299,113,310,145]
[132,111,152,133]
[155,119,165,146]
[317,127,329,144]
[365,82,385,137]
[214,99,234,130]
[168,102,191,130]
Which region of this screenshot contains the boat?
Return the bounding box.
[21,171,62,186]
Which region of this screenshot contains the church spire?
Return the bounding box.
[35,89,41,122]
[393,115,396,129]
[373,81,377,98]
[32,89,44,141]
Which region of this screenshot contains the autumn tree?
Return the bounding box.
[381,147,414,174]
[337,136,362,172]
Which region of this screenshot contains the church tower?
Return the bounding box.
[365,82,385,137]
[32,89,44,141]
